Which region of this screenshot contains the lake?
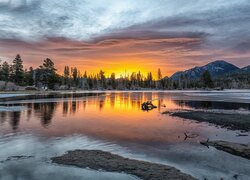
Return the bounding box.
[0,91,250,180]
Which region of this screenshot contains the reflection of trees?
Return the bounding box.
[99,100,104,111]
[71,101,77,114]
[40,102,57,127]
[63,100,83,116]
[82,100,86,111]
[9,111,21,130]
[63,101,68,116]
[158,99,163,111]
[110,95,115,109]
[33,102,58,127]
[97,96,106,111]
[0,111,7,124]
[26,103,32,121]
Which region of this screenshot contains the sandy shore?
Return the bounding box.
[163,110,250,131]
[200,140,250,160]
[51,150,196,180]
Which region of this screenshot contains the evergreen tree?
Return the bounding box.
[157,68,162,80]
[39,58,58,89]
[63,66,70,87]
[1,61,10,88]
[98,70,106,89]
[157,68,163,89]
[11,54,24,85]
[71,67,78,87]
[110,73,116,89]
[83,71,87,78]
[146,72,153,88]
[24,67,34,86]
[201,71,214,88]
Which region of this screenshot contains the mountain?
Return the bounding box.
[241,65,250,72]
[170,60,240,80]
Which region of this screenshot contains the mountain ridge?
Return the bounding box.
[170,60,243,80]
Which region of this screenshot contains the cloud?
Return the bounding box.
[0,0,250,75]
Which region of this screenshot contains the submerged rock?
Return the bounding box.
[51,150,196,180]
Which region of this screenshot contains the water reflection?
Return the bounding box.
[1,92,250,180]
[1,92,249,133]
[0,111,7,124]
[9,111,21,130]
[175,100,250,110]
[32,102,58,127]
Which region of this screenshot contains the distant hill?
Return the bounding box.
[170,60,240,80]
[241,65,250,72]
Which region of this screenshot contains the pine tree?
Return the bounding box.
[63,66,70,87]
[83,71,87,78]
[11,54,24,85]
[157,68,163,89]
[39,58,57,89]
[71,67,78,87]
[201,71,214,88]
[98,70,106,89]
[26,67,34,86]
[1,61,10,88]
[110,73,116,89]
[157,68,162,80]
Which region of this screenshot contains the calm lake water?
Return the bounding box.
[0,91,250,180]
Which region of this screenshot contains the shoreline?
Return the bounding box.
[1,89,250,103]
[51,150,196,180]
[163,110,250,131]
[0,91,104,102]
[200,140,250,160]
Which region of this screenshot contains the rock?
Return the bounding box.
[164,110,250,131]
[200,140,250,160]
[51,150,196,180]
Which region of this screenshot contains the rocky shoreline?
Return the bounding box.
[200,140,250,160]
[163,110,250,131]
[51,150,196,180]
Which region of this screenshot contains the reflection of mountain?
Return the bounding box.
[174,100,250,110]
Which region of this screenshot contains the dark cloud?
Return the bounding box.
[0,0,250,75]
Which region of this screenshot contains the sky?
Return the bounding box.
[0,0,250,77]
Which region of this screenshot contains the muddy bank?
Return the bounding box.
[51,150,196,180]
[163,110,250,131]
[201,140,250,160]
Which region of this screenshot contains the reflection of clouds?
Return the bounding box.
[0,134,134,180]
[0,93,178,130]
[3,92,250,131]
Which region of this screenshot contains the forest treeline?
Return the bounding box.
[0,54,248,90]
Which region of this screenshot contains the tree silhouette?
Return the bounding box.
[201,71,214,88]
[11,54,24,85]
